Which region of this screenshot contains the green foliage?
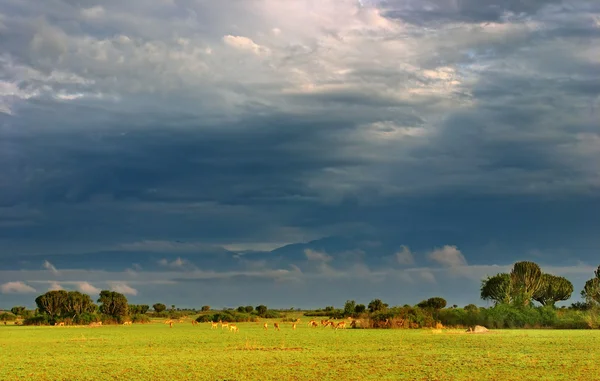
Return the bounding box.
[368,299,388,313]
[0,312,17,322]
[534,274,573,306]
[581,266,600,305]
[10,306,26,316]
[510,261,544,306]
[199,311,258,323]
[481,273,512,305]
[130,305,150,314]
[262,310,281,319]
[97,290,129,318]
[236,306,246,313]
[343,300,356,317]
[131,314,151,324]
[35,290,69,318]
[244,306,254,313]
[201,305,211,312]
[153,303,167,313]
[255,305,268,316]
[570,301,592,311]
[417,297,447,310]
[464,304,478,313]
[354,304,366,314]
[23,314,50,326]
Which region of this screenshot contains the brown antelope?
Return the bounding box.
[123,321,133,326]
[296,318,301,323]
[164,320,173,325]
[273,322,280,331]
[169,321,173,328]
[178,319,184,323]
[89,322,102,327]
[211,322,219,329]
[229,324,238,333]
[311,321,319,328]
[263,323,268,330]
[292,323,297,330]
[191,320,198,326]
[335,321,347,330]
[221,321,229,330]
[54,322,65,326]
[307,320,316,327]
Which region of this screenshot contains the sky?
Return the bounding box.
[1,0,599,310]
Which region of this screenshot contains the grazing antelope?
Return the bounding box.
[191,320,198,326]
[296,318,301,323]
[263,323,268,330]
[229,324,238,333]
[164,320,173,325]
[221,322,229,330]
[54,322,65,326]
[123,321,133,326]
[307,320,316,327]
[335,321,347,330]
[310,321,319,328]
[178,319,184,323]
[211,322,219,329]
[273,322,280,331]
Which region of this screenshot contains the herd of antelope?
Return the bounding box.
[51,316,354,331]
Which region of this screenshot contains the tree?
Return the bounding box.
[581,265,600,305]
[171,304,175,311]
[510,261,543,306]
[10,306,26,316]
[130,304,150,314]
[153,303,167,313]
[244,306,254,313]
[417,297,447,310]
[464,304,478,313]
[354,304,366,314]
[324,306,334,312]
[481,273,512,305]
[97,290,129,318]
[35,290,69,318]
[255,305,268,316]
[368,299,387,313]
[533,274,573,307]
[64,291,96,315]
[344,300,356,317]
[236,306,246,313]
[201,305,210,312]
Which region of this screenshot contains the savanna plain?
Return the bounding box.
[1,317,598,381]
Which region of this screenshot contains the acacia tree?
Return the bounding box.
[354,304,366,314]
[201,305,210,312]
[581,265,600,306]
[153,303,167,313]
[533,274,574,307]
[98,290,129,318]
[244,306,253,313]
[418,297,447,310]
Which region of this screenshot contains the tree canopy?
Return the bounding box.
[98,290,129,318]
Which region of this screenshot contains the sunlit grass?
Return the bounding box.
[1,319,598,380]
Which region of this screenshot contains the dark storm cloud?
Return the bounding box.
[1,0,599,307]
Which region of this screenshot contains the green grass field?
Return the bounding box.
[1,319,598,381]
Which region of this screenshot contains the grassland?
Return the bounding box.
[1,319,598,381]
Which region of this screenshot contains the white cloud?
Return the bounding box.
[109,282,138,296]
[428,245,468,267]
[48,282,63,291]
[223,35,269,55]
[43,260,59,275]
[1,281,36,294]
[81,6,105,19]
[304,249,333,262]
[158,257,191,269]
[394,245,415,265]
[77,282,101,295]
[419,271,437,284]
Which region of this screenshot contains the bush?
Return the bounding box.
[72,313,100,325]
[0,312,17,322]
[262,310,281,319]
[198,311,259,323]
[131,314,150,324]
[23,314,50,326]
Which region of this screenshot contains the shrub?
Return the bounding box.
[131,314,150,324]
[23,314,50,326]
[0,312,17,322]
[262,310,281,319]
[72,313,100,325]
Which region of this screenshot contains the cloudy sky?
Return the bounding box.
[1,0,599,309]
